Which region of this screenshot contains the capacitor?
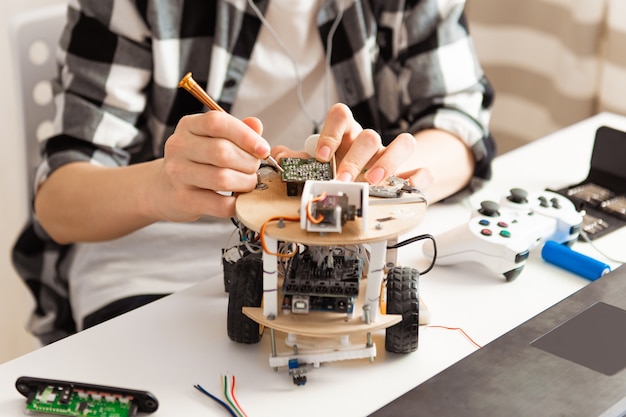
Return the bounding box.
[541,240,611,281]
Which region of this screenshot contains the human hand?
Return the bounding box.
[273,103,434,190]
[153,111,269,220]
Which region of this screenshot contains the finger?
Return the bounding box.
[166,160,259,193]
[242,116,264,135]
[165,130,260,175]
[334,129,383,182]
[363,133,416,185]
[316,103,362,162]
[183,112,272,159]
[173,188,239,219]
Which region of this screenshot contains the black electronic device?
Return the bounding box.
[369,264,626,417]
[553,125,626,240]
[15,376,158,417]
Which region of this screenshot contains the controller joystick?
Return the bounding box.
[507,188,528,204]
[478,200,500,217]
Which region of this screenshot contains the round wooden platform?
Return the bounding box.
[235,168,427,246]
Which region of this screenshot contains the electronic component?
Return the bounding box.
[566,182,614,206]
[601,195,626,220]
[300,180,368,233]
[581,213,611,236]
[288,359,307,386]
[15,376,158,417]
[281,247,361,315]
[280,157,334,196]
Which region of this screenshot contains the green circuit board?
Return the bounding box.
[280,157,333,182]
[25,384,137,417]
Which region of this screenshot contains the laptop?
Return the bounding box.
[370,264,626,417]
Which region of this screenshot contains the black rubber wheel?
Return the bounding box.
[385,266,419,353]
[227,253,263,344]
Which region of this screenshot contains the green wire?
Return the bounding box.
[223,375,244,417]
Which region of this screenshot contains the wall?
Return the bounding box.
[467,0,626,154]
[0,0,66,363]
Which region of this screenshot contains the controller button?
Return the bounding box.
[538,196,549,207]
[508,188,528,204]
[551,197,561,208]
[499,230,511,238]
[497,221,508,228]
[480,228,493,236]
[515,250,530,263]
[478,200,500,217]
[478,219,490,226]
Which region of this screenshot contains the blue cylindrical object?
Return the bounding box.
[541,240,611,281]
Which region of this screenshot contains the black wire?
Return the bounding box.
[387,233,437,275]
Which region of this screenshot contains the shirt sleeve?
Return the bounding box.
[375,0,496,181]
[35,1,153,192]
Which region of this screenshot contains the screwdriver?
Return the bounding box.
[178,72,283,172]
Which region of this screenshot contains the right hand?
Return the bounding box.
[151,111,269,221]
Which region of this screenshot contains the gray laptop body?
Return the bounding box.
[370,264,626,417]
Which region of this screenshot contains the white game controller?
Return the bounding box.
[499,188,582,248]
[424,188,583,281]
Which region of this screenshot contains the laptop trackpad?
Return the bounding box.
[531,302,626,376]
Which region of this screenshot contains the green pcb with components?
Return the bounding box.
[280,158,333,182]
[26,384,137,417]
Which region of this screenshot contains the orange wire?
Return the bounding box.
[426,325,482,349]
[260,215,300,258]
[306,192,327,224]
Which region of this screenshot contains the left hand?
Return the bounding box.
[272,103,433,188]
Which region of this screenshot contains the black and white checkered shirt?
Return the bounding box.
[13,0,496,344]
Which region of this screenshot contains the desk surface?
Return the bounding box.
[1,112,625,416]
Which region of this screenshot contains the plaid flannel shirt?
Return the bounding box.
[12,0,496,344]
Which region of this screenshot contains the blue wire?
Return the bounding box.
[194,384,238,417]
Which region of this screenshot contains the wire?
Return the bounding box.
[229,375,248,417]
[260,215,301,257]
[222,375,243,417]
[194,384,238,417]
[306,192,327,224]
[246,0,344,133]
[194,375,249,417]
[579,230,626,264]
[426,325,482,349]
[387,233,438,274]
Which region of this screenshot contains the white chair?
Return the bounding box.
[9,3,67,199]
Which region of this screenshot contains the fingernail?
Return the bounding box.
[366,167,385,184]
[337,172,352,182]
[317,146,331,161]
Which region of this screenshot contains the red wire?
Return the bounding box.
[426,325,482,349]
[230,375,248,417]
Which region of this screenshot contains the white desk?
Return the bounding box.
[1,112,625,416]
